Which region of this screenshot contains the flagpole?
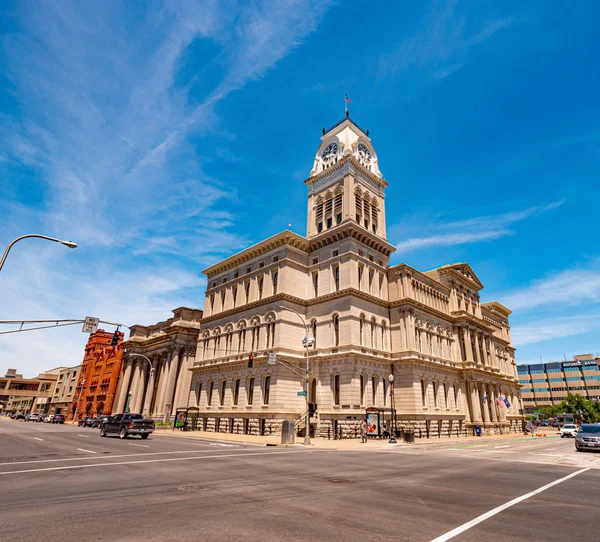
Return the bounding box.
[344,94,347,115]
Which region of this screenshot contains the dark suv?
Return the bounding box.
[78,416,96,427]
[53,414,65,424]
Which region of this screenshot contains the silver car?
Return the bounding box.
[575,423,600,452]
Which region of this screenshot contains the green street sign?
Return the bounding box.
[297,391,307,396]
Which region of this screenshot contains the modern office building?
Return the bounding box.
[0,368,63,415]
[518,354,600,413]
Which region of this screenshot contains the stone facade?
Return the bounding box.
[0,368,61,415]
[49,365,81,415]
[186,115,523,438]
[118,307,202,420]
[68,330,124,421]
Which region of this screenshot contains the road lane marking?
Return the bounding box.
[78,435,90,438]
[0,450,308,475]
[208,443,236,447]
[33,437,44,441]
[495,445,510,449]
[0,449,259,467]
[430,467,591,542]
[77,448,96,454]
[129,443,149,448]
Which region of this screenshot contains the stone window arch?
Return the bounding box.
[250,315,261,352]
[224,324,234,354]
[237,320,247,353]
[265,312,276,349]
[213,327,222,357]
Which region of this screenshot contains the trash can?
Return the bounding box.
[281,420,295,444]
[403,431,415,444]
[475,425,482,437]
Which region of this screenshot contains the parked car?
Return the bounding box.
[78,416,97,428]
[560,424,579,438]
[39,414,49,422]
[53,414,65,424]
[25,413,40,422]
[99,413,155,439]
[13,413,25,421]
[44,414,55,423]
[541,420,550,426]
[575,424,600,452]
[92,415,111,428]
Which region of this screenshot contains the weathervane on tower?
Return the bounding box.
[345,94,352,117]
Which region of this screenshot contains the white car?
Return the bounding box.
[560,424,578,438]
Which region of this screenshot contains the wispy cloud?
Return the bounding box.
[502,264,600,312]
[0,0,332,376]
[393,200,564,253]
[379,1,512,80]
[511,314,600,346]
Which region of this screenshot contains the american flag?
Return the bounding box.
[345,94,352,103]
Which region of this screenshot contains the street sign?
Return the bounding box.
[297,391,307,396]
[82,316,99,334]
[268,352,277,365]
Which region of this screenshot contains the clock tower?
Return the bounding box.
[305,114,388,241]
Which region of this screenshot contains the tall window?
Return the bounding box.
[334,189,343,225]
[196,382,202,406]
[371,376,377,406]
[443,382,449,409]
[355,190,362,223]
[219,380,226,406]
[313,272,319,297]
[258,276,264,299]
[238,329,246,352]
[360,374,366,405]
[266,321,275,348]
[358,264,364,291]
[363,198,370,229]
[225,332,232,354]
[368,269,374,294]
[262,376,271,405]
[208,381,214,406]
[311,319,317,348]
[247,377,254,405]
[381,322,387,351]
[332,374,340,406]
[383,378,388,406]
[210,293,215,312]
[244,281,251,304]
[316,196,324,233]
[421,379,428,408]
[272,271,278,295]
[370,319,375,348]
[233,379,240,406]
[333,314,340,346]
[371,200,378,234]
[220,289,226,308]
[453,384,459,409]
[359,314,365,346]
[333,265,340,291]
[232,286,237,307]
[379,273,384,297]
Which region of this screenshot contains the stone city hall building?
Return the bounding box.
[180,115,523,437]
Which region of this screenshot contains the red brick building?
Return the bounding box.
[68,329,124,421]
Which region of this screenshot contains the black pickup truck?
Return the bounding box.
[99,413,155,439]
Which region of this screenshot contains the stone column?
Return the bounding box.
[144,360,157,416]
[490,339,498,370]
[489,385,498,422]
[480,383,490,423]
[115,359,133,413]
[460,381,472,423]
[156,350,174,415]
[471,381,483,422]
[131,362,146,413]
[464,327,474,363]
[472,331,481,365]
[152,358,166,416]
[162,349,181,421]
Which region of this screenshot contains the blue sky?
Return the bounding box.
[1,1,599,376]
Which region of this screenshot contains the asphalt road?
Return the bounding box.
[0,418,598,542]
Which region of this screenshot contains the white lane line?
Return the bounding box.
[0,448,258,467]
[208,443,236,447]
[33,437,44,441]
[78,435,90,438]
[0,450,307,475]
[77,448,97,454]
[430,467,590,542]
[129,443,149,448]
[495,445,510,449]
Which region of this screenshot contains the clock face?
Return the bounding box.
[358,143,371,163]
[321,142,338,162]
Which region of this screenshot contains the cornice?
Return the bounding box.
[309,221,396,256]
[304,155,388,189]
[203,230,309,278]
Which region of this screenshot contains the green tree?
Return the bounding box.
[559,393,600,423]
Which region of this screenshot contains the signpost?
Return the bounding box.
[82,316,99,334]
[268,352,277,365]
[297,391,307,397]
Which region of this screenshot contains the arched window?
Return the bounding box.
[332,374,340,406]
[371,375,378,406]
[232,378,240,406]
[360,374,366,405]
[232,285,238,307]
[371,199,379,234]
[246,377,254,405]
[381,321,387,351]
[333,264,340,291]
[454,384,460,409]
[272,270,278,295]
[315,196,324,233]
[355,189,362,223]
[333,314,340,346]
[324,191,333,229]
[208,381,215,406]
[421,378,428,408]
[237,321,247,353]
[443,382,449,409]
[363,197,371,229]
[265,314,276,349]
[334,187,343,225]
[258,275,264,300]
[433,380,439,407]
[359,314,365,346]
[311,319,317,348]
[219,379,227,406]
[262,375,271,405]
[370,318,376,348]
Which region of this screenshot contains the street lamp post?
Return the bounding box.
[126,353,155,416]
[388,374,396,443]
[279,306,311,446]
[0,234,77,272]
[72,379,86,423]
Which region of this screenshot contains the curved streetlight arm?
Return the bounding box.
[0,234,77,272]
[126,353,155,374]
[279,305,311,446]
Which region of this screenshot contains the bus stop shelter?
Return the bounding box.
[365,407,397,439]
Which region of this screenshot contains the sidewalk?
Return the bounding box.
[153,426,559,449]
